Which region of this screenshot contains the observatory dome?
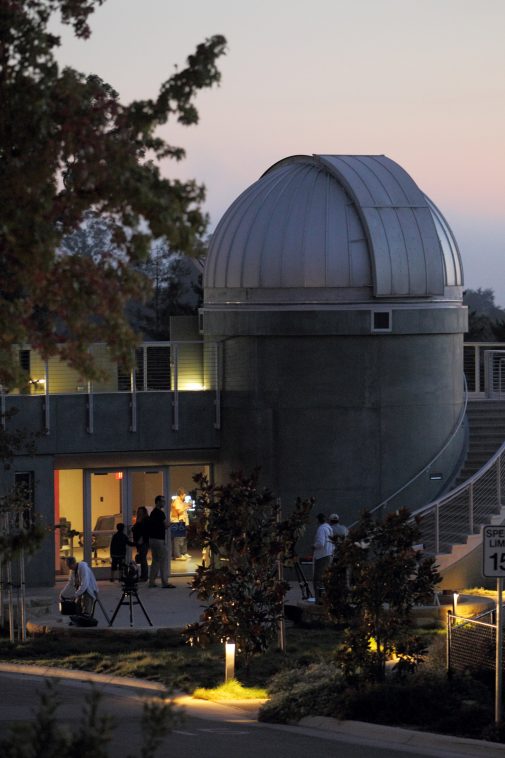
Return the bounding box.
[204,155,463,307]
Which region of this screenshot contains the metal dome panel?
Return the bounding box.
[204,154,463,305]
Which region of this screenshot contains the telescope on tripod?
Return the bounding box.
[108,562,153,628]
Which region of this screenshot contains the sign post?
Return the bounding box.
[482,525,505,725]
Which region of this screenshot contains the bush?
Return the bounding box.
[259,663,344,723]
[338,673,492,738]
[260,666,496,739]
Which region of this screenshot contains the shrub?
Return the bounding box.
[260,666,495,740]
[259,663,344,723]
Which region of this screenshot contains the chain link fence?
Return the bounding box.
[447,611,501,674]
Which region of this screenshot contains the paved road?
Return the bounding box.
[0,672,500,758]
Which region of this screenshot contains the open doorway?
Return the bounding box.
[54,464,211,580]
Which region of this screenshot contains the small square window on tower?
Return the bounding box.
[372,310,392,333]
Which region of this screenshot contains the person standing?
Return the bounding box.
[147,495,175,588]
[312,513,334,603]
[60,556,98,616]
[171,488,191,560]
[329,513,349,541]
[132,505,150,581]
[109,523,134,582]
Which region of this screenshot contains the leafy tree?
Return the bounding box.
[0,485,46,561]
[0,0,226,389]
[464,288,505,342]
[491,319,505,342]
[184,470,313,669]
[129,240,205,339]
[463,288,505,320]
[0,420,45,559]
[324,509,441,683]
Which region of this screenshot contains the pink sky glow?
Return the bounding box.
[53,0,505,304]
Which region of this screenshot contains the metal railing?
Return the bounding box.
[447,611,498,674]
[6,341,219,395]
[484,350,505,399]
[464,342,505,395]
[1,341,221,434]
[409,441,505,556]
[362,375,468,521]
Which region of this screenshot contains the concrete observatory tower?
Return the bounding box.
[202,155,467,525]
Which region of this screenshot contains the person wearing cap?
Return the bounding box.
[329,513,348,540]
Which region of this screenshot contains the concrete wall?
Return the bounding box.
[3,392,220,455]
[205,306,466,554]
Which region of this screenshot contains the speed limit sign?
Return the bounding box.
[483,525,505,577]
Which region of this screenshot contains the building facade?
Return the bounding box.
[1,154,468,585]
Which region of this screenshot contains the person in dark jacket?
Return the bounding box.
[109,523,134,581]
[131,506,150,581]
[147,495,175,588]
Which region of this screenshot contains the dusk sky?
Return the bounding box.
[54,0,505,305]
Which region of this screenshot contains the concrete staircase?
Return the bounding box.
[433,399,505,586]
[455,399,505,484]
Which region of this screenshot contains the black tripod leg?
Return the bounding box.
[129,591,134,627]
[134,591,153,626]
[295,562,313,599]
[108,591,126,627]
[95,595,111,625]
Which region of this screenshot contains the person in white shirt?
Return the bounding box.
[312,513,334,603]
[170,488,191,560]
[329,513,349,540]
[60,556,98,616]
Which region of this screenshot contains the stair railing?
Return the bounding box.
[409,439,505,555]
[362,375,468,522]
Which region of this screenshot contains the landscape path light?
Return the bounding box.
[452,592,459,616]
[225,640,235,682]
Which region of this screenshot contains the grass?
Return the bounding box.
[193,678,268,701]
[0,625,342,692]
[460,586,499,599]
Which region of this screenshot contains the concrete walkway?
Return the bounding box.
[24,575,206,632]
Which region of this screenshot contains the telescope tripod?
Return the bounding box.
[108,584,153,628]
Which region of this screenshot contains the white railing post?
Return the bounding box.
[172,343,179,431]
[130,367,137,432]
[44,360,50,434]
[87,380,94,433]
[214,341,221,430]
[469,482,474,534]
[476,345,481,395]
[484,349,489,397]
[498,455,502,508]
[143,345,148,391]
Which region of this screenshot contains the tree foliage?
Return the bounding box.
[129,240,205,339]
[0,482,47,560]
[464,288,505,342]
[184,470,314,667]
[324,509,441,683]
[0,0,226,388]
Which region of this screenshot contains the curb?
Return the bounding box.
[299,716,505,757]
[1,663,504,755]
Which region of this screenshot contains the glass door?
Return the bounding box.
[54,469,84,575]
[88,470,127,573]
